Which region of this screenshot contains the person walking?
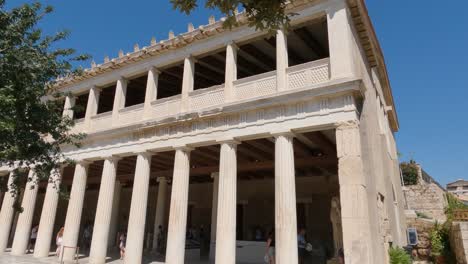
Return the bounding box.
[27,225,38,253]
[56,227,64,257]
[297,228,307,264]
[119,231,126,260]
[265,230,275,264]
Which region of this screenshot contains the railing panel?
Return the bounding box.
[119,104,144,126]
[287,58,330,90]
[151,96,181,118]
[234,71,277,101]
[189,86,224,111]
[91,112,112,131]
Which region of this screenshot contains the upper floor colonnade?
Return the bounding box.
[57,0,360,134]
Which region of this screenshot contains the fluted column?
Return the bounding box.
[165,147,192,264]
[34,168,62,258]
[61,162,90,262]
[12,170,39,255]
[210,172,219,242]
[336,122,372,264]
[125,152,152,264]
[215,141,239,264]
[276,29,289,91]
[274,133,298,264]
[89,157,120,264]
[0,173,16,255]
[152,176,168,252]
[108,180,121,247]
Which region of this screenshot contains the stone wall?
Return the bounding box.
[451,221,468,264]
[403,165,447,222]
[406,216,435,261]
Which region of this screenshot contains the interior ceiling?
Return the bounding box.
[60,130,338,189]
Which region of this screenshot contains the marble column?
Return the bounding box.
[84,86,100,131]
[336,121,372,264]
[108,180,121,248]
[125,152,152,264]
[215,141,239,264]
[61,162,90,262]
[62,95,75,119]
[12,170,39,255]
[152,177,168,252]
[274,133,298,264]
[143,67,160,119]
[89,157,120,264]
[326,1,356,79]
[224,42,237,102]
[180,56,195,112]
[165,147,192,264]
[34,169,62,258]
[210,172,219,243]
[112,77,127,124]
[0,173,16,255]
[276,29,289,91]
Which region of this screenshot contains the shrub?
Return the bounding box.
[389,247,411,264]
[400,160,419,185]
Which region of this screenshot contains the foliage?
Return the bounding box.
[445,192,468,221]
[429,222,455,263]
[170,0,291,32]
[0,0,87,206]
[400,160,419,185]
[388,247,411,264]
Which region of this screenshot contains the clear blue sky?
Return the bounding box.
[8,1,468,186]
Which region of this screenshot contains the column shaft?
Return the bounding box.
[61,162,89,261]
[336,122,372,264]
[89,158,119,264]
[63,95,75,119]
[276,29,288,91]
[210,173,219,242]
[34,169,62,258]
[143,68,159,118]
[12,170,39,255]
[84,86,100,130]
[152,177,168,251]
[0,173,16,254]
[274,134,298,264]
[181,57,194,112]
[112,78,127,124]
[215,142,238,264]
[108,181,121,247]
[125,153,152,264]
[165,148,191,264]
[224,42,237,102]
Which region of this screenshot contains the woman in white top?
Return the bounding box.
[56,227,64,257]
[27,225,38,253]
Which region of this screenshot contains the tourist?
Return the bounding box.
[56,227,64,257]
[338,248,344,264]
[119,231,126,260]
[27,224,38,253]
[255,226,263,241]
[265,230,275,264]
[156,225,165,255]
[297,228,307,264]
[82,224,92,251]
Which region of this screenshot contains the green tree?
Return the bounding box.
[170,0,291,31]
[400,160,418,185]
[0,0,86,207]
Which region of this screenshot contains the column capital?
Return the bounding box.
[173,145,194,152]
[335,120,360,131]
[133,150,154,158]
[271,130,295,138]
[118,76,128,83]
[75,160,92,167]
[101,155,122,163]
[148,66,161,74]
[210,172,219,179]
[225,40,239,49]
[216,138,241,145]
[157,176,167,183]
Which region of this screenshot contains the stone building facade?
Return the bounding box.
[0,0,407,263]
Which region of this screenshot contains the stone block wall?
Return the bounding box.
[451,222,468,264]
[404,183,447,222]
[406,217,435,261]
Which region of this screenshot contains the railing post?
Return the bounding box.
[225,41,238,102]
[276,29,289,92]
